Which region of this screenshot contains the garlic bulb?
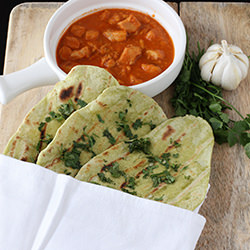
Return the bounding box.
[199,40,249,90]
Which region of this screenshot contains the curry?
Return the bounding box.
[56,8,175,86]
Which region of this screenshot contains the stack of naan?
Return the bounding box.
[4,66,214,211]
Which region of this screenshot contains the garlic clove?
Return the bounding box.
[210,54,229,86]
[212,54,242,90]
[234,53,249,77]
[199,51,220,67]
[199,49,221,82]
[206,44,222,53]
[200,60,216,82]
[229,45,244,54]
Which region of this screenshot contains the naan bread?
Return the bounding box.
[4,66,119,162]
[75,115,214,211]
[36,86,167,176]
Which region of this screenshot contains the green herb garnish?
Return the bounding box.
[36,134,53,151]
[97,172,113,184]
[127,99,132,107]
[58,99,75,119]
[116,122,135,139]
[118,110,128,122]
[116,109,137,139]
[150,170,175,187]
[132,119,156,131]
[103,129,116,145]
[126,177,136,190]
[142,164,158,178]
[42,99,88,128]
[154,195,164,201]
[97,114,104,123]
[125,137,151,154]
[143,120,156,130]
[147,154,170,168]
[171,40,250,158]
[38,122,46,132]
[132,119,143,130]
[121,187,137,195]
[184,175,191,180]
[182,166,189,171]
[171,163,181,172]
[60,143,82,169]
[77,99,88,108]
[60,128,96,169]
[103,162,126,179]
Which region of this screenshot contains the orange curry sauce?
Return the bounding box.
[56,9,174,86]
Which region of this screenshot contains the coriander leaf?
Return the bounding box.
[118,111,127,122]
[97,172,113,184]
[126,177,136,189]
[38,122,46,132]
[244,143,250,158]
[125,138,151,155]
[104,162,126,179]
[103,129,116,145]
[213,129,228,144]
[228,130,239,147]
[77,99,88,108]
[209,117,223,130]
[60,128,97,169]
[143,120,156,130]
[142,164,158,178]
[150,170,175,187]
[127,99,132,107]
[209,103,222,113]
[239,132,250,146]
[232,120,249,133]
[61,146,81,169]
[154,195,164,201]
[121,187,137,195]
[171,163,180,172]
[97,114,104,123]
[58,100,75,119]
[219,112,230,124]
[116,122,135,140]
[45,116,52,123]
[132,119,143,130]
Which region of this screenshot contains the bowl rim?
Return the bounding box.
[44,0,186,90]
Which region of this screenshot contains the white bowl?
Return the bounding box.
[0,0,186,104]
[44,0,186,97]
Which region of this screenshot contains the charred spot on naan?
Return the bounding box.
[59,86,74,101]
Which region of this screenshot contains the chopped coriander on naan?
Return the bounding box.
[36,86,167,176]
[4,65,119,162]
[75,115,214,211]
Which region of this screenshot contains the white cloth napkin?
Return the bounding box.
[0,154,206,250]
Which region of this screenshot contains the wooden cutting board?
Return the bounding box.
[1,2,249,249]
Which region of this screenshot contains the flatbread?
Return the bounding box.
[4,66,119,162]
[36,86,167,177]
[75,115,214,211]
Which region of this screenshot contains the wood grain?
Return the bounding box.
[0,2,250,250]
[180,2,250,250]
[0,3,63,153]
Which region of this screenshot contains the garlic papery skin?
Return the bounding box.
[199,40,249,90]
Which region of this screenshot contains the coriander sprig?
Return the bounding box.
[171,41,250,158]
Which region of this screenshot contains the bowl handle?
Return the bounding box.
[0,58,60,104]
